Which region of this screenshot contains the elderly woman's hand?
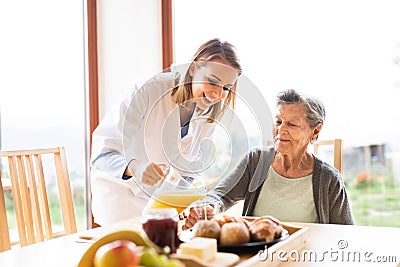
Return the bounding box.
[181,207,200,230]
[181,204,220,230]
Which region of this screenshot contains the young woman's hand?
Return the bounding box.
[126,160,167,186]
[141,162,168,185]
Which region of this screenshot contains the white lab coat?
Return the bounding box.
[90,71,216,225]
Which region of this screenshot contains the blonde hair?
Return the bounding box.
[171,38,242,122]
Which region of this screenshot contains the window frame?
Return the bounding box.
[86,0,173,228]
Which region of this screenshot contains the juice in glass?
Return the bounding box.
[147,191,204,214]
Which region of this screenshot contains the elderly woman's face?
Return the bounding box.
[273,103,315,155]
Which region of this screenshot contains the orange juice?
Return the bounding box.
[147,192,204,214]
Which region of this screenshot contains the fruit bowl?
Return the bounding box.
[77,229,183,267]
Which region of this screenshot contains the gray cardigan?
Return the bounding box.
[207,147,354,225]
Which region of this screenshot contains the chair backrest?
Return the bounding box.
[313,139,343,174]
[0,176,11,251]
[0,147,77,251]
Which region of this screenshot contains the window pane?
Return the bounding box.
[0,1,87,231]
[173,0,400,226]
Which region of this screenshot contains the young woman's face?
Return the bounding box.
[190,60,239,110]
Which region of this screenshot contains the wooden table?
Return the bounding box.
[238,223,400,267]
[0,219,399,267]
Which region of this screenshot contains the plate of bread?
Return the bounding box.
[180,214,289,253]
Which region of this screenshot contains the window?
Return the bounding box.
[0,1,87,232]
[173,0,400,226]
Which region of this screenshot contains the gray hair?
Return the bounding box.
[276,89,326,129]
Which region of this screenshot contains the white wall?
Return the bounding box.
[97,0,163,118]
[174,0,400,151]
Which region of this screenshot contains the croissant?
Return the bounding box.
[212,214,238,227]
[260,215,282,226]
[240,218,251,229]
[249,217,283,242]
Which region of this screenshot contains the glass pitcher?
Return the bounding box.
[143,167,206,214]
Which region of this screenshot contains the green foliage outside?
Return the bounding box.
[4,184,86,233]
[342,155,400,227]
[345,176,400,227]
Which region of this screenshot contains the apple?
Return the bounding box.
[139,247,183,267]
[94,240,139,267]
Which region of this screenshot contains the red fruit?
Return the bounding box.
[94,240,139,267]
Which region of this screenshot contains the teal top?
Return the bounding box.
[253,167,318,222]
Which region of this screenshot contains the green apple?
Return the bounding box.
[139,248,159,266]
[139,248,183,267]
[94,240,139,267]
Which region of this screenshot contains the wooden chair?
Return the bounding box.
[313,139,343,174]
[0,147,77,251]
[0,177,11,251]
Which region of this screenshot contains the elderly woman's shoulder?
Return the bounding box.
[313,155,343,180]
[245,146,275,160]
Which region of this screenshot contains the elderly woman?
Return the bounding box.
[184,89,354,228]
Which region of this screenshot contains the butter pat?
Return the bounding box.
[178,237,217,261]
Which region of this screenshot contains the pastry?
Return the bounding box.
[219,221,250,245]
[212,214,238,227]
[192,220,221,239]
[249,217,283,242]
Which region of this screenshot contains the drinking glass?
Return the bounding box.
[192,200,221,221]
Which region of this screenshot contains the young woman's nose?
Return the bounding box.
[210,86,226,100]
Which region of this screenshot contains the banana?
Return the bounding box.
[77,229,162,267]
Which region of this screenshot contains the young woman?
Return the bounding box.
[90,38,242,225]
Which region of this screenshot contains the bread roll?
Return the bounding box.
[219,221,250,245]
[192,220,221,239]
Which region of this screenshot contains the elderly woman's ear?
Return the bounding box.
[311,123,323,143]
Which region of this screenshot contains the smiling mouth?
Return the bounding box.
[202,93,216,105]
